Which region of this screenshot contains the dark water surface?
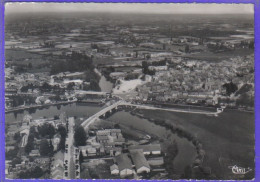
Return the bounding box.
[5,103,254,178]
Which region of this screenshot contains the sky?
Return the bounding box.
[5,3,254,15]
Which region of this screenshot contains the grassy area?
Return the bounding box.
[139,109,254,180]
[5,49,52,73]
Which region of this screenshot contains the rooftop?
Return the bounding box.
[130,149,150,170]
[115,153,132,171]
[128,144,161,153]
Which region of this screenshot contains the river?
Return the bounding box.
[5,83,254,179]
[108,111,197,175]
[6,103,197,175]
[95,68,114,93]
[99,75,113,93]
[5,103,102,123]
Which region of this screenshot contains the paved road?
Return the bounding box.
[81,100,123,130]
[64,117,75,179]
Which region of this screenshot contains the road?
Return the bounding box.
[81,100,123,130]
[64,117,75,179]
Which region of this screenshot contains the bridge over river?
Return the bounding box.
[81,100,223,130]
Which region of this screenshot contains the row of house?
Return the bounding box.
[79,129,126,158]
[110,144,163,178]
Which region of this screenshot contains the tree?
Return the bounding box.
[185,45,190,53]
[53,94,61,102]
[32,166,44,178]
[49,140,54,155]
[14,132,21,141]
[165,140,179,177]
[11,157,22,168]
[74,125,87,146]
[25,134,35,154]
[39,139,51,156]
[249,41,254,49]
[6,147,19,160]
[20,85,29,92]
[28,63,32,69]
[41,82,52,92]
[146,54,151,60]
[79,151,84,165]
[18,166,44,179]
[236,93,254,107]
[142,61,149,74]
[223,81,238,96]
[54,115,59,120]
[114,124,120,129]
[38,123,55,138]
[89,81,101,91]
[67,82,75,90]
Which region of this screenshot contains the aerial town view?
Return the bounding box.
[4,3,254,180]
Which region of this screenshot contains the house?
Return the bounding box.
[52,166,64,179]
[115,154,134,178]
[51,159,63,170]
[110,129,122,136]
[7,125,19,137]
[34,157,50,164]
[128,144,161,155]
[130,149,150,174]
[147,157,164,166]
[51,151,64,179]
[23,114,32,124]
[97,130,111,136]
[29,149,40,157]
[110,72,126,80]
[5,145,15,152]
[96,135,109,143]
[114,135,125,145]
[20,128,29,136]
[79,145,97,157]
[110,164,119,175]
[52,134,61,151]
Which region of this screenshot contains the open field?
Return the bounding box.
[183,49,254,62]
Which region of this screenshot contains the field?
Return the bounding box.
[183,49,254,62]
[139,109,254,180]
[5,49,52,73]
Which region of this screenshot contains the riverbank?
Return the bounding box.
[104,109,196,179]
[129,109,210,179]
[5,100,77,114]
[143,101,254,114]
[135,108,254,180]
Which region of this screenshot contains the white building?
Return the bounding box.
[128,144,161,155]
[130,149,150,174]
[115,154,134,178]
[110,164,119,175]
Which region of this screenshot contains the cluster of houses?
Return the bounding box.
[5,156,50,179]
[110,144,164,178]
[51,151,64,179]
[5,113,68,178]
[77,128,165,178]
[79,129,126,158]
[136,54,254,107]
